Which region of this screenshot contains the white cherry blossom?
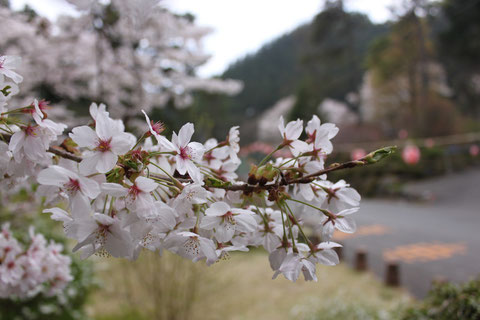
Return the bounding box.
[278,116,309,156]
[171,123,205,184]
[200,201,257,243]
[0,55,23,84]
[70,111,135,173]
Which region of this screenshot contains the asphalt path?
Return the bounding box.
[336,168,480,298]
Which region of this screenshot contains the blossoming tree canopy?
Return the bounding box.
[0,1,242,126]
[0,54,395,284]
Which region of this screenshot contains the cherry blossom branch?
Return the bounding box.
[0,133,83,162]
[287,146,396,184]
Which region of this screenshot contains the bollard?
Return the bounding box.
[385,261,400,287]
[355,249,367,271]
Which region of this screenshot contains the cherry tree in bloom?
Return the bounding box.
[0,1,242,127]
[0,54,396,292]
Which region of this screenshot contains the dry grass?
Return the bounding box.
[89,250,411,320]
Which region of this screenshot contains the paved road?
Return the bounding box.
[336,168,480,298]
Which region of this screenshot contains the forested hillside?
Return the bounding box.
[187,0,480,143]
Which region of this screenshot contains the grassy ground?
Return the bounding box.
[90,250,411,320]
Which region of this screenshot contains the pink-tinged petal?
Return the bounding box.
[306,115,321,135]
[72,233,96,254]
[290,140,309,157]
[78,176,101,199]
[3,56,21,68]
[95,112,114,140]
[177,123,194,147]
[215,221,235,242]
[156,135,175,151]
[175,156,187,175]
[93,213,115,225]
[337,207,359,216]
[321,123,339,139]
[105,224,134,259]
[277,116,286,137]
[153,201,176,232]
[235,214,257,233]
[74,217,98,240]
[338,188,361,207]
[205,201,230,217]
[315,249,339,266]
[111,134,134,155]
[69,126,98,148]
[37,167,70,186]
[322,222,335,241]
[269,248,287,271]
[142,110,153,133]
[1,68,23,84]
[285,119,303,140]
[43,208,71,223]
[263,233,281,253]
[33,99,44,120]
[231,208,254,215]
[199,237,218,265]
[336,216,356,233]
[96,151,117,173]
[199,216,220,230]
[185,160,203,184]
[187,142,205,161]
[89,103,99,118]
[101,183,128,197]
[135,176,157,193]
[299,184,314,201]
[79,153,101,175]
[24,136,47,161]
[70,193,91,215]
[8,130,25,154]
[301,259,317,281]
[316,241,342,250]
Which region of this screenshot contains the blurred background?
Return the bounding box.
[1,0,480,319]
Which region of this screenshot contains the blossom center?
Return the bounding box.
[24,125,36,136]
[179,146,192,160]
[96,138,112,152]
[128,184,141,200]
[326,188,340,204]
[64,178,81,195]
[184,236,200,256]
[151,121,164,135]
[222,211,235,225]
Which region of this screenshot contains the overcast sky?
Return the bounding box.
[11,0,400,76]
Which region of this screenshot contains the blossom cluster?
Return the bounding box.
[0,224,73,299]
[0,54,387,285]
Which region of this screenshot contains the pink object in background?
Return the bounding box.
[351,148,367,161]
[398,129,408,139]
[402,145,421,165]
[470,144,480,157]
[425,138,435,148]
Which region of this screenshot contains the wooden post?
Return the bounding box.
[355,249,367,271]
[385,261,400,287]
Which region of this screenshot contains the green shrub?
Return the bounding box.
[401,278,480,320]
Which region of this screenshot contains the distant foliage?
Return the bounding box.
[401,278,480,320]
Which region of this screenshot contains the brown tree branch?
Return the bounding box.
[1,132,395,193]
